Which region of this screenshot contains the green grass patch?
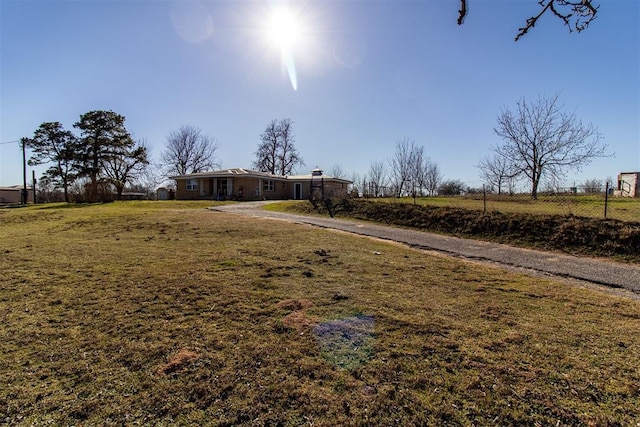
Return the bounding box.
[1,202,640,425]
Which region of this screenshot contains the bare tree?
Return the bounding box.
[477,154,517,195]
[457,0,598,41]
[349,171,362,197]
[423,159,442,197]
[162,125,220,176]
[582,178,604,194]
[389,138,419,197]
[253,120,279,174]
[493,94,606,199]
[102,139,150,199]
[253,118,304,176]
[409,145,426,202]
[330,164,345,179]
[360,173,369,198]
[388,138,436,199]
[131,164,165,199]
[277,118,303,176]
[368,161,387,197]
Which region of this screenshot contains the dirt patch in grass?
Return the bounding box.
[277,299,315,330]
[157,349,200,375]
[276,298,314,311]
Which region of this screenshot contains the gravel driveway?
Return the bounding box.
[210,201,640,298]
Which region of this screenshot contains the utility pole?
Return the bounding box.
[20,137,28,204]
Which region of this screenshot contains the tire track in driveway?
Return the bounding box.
[210,202,640,298]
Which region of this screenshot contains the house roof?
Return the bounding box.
[0,185,33,191]
[171,168,352,184]
[170,168,286,181]
[287,173,352,184]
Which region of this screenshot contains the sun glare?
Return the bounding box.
[267,8,301,50]
[263,4,308,91]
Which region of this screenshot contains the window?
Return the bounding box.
[263,180,275,192]
[186,179,198,191]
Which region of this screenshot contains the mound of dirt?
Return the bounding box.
[276,299,315,331]
[276,299,313,311]
[282,311,315,330]
[157,349,199,375]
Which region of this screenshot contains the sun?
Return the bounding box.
[262,4,309,90]
[266,7,302,51]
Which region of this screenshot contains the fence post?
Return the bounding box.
[483,184,486,214]
[604,181,609,219]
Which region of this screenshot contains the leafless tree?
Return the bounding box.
[102,139,150,199]
[423,159,442,197]
[253,118,304,176]
[132,165,166,199]
[493,94,607,199]
[368,161,387,197]
[330,164,346,179]
[389,138,437,200]
[410,145,426,202]
[582,178,604,194]
[349,171,362,197]
[457,0,599,41]
[389,138,419,197]
[253,120,279,174]
[161,125,220,176]
[477,154,518,195]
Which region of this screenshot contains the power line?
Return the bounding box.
[0,140,21,145]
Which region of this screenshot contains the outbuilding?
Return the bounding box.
[614,172,640,198]
[0,186,34,204]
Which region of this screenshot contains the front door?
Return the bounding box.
[294,183,303,200]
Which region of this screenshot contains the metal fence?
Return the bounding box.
[430,186,638,222]
[356,184,640,223]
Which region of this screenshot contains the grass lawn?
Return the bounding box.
[1,201,639,425]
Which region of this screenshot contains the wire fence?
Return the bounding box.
[459,189,637,223]
[356,183,640,223]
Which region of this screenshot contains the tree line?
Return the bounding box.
[24,93,605,203]
[22,113,305,202]
[343,94,606,200]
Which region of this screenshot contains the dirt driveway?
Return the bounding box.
[210,201,640,298]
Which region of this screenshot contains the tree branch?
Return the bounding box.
[515,0,598,41]
[458,0,598,42]
[457,0,467,25]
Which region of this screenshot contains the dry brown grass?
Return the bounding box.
[1,201,639,425]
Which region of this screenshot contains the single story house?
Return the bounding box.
[170,168,351,201]
[613,172,640,198]
[0,185,34,204]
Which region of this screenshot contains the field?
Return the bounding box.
[1,201,640,425]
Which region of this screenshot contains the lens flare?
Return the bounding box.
[284,47,298,90]
[265,4,304,90]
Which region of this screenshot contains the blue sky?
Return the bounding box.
[1,0,638,189]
